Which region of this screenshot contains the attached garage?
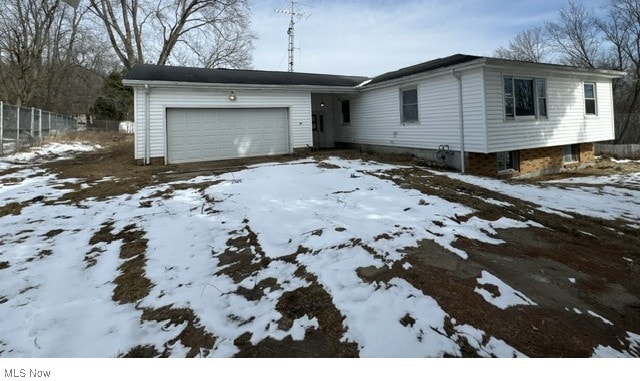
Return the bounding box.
[122,64,366,165]
[166,108,290,163]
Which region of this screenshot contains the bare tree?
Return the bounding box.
[545,0,603,68]
[0,0,106,112]
[0,0,63,106]
[494,26,550,63]
[598,0,640,142]
[87,0,255,69]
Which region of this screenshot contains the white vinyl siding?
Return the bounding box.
[484,68,614,152]
[335,70,486,152]
[131,86,311,160]
[461,68,487,152]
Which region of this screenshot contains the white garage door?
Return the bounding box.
[166,108,290,163]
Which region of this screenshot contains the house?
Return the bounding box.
[122,54,624,177]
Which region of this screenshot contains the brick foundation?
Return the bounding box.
[467,143,596,178]
[519,146,563,175]
[467,152,499,177]
[579,143,595,162]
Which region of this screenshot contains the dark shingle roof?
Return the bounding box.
[124,54,622,90]
[123,64,369,87]
[367,54,481,85]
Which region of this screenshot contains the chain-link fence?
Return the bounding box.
[0,101,75,155]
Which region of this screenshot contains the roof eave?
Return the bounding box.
[483,58,626,79]
[121,79,362,93]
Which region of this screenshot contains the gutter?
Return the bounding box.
[452,69,465,173]
[144,84,150,165]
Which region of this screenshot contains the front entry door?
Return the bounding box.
[312,114,324,148]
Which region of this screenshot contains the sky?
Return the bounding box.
[250,0,608,76]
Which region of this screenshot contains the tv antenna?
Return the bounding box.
[274,1,311,72]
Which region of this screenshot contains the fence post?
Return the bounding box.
[38,109,42,142]
[17,107,20,148]
[31,107,35,138]
[0,101,3,156]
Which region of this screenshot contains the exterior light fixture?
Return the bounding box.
[229,91,236,101]
[320,101,325,107]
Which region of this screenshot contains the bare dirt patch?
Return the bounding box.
[214,223,271,283]
[138,305,217,358]
[0,202,27,218]
[112,224,152,304]
[234,283,359,358]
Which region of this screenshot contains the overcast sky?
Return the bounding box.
[251,0,607,76]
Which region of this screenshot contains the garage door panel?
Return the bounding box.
[167,108,289,163]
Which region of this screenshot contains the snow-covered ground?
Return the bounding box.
[435,170,640,225]
[2,142,97,164]
[1,144,639,358]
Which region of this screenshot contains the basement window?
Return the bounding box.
[497,151,519,173]
[563,144,580,163]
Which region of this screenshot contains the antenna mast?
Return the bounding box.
[275,1,310,72]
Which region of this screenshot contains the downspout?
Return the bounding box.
[144,84,150,165]
[452,69,466,173]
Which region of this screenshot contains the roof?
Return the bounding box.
[123,54,624,90]
[123,64,368,88]
[367,54,482,85]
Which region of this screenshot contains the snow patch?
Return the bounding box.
[592,331,640,358]
[2,142,97,163]
[474,271,537,310]
[587,310,614,326]
[435,170,640,223]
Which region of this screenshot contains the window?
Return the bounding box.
[504,76,547,118]
[536,78,547,117]
[497,151,519,172]
[401,88,418,123]
[584,83,596,115]
[563,144,580,163]
[341,99,350,124]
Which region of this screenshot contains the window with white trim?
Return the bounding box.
[401,88,419,123]
[497,151,519,172]
[504,76,547,118]
[584,82,597,115]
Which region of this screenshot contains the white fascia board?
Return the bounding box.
[482,58,626,79]
[121,79,361,93]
